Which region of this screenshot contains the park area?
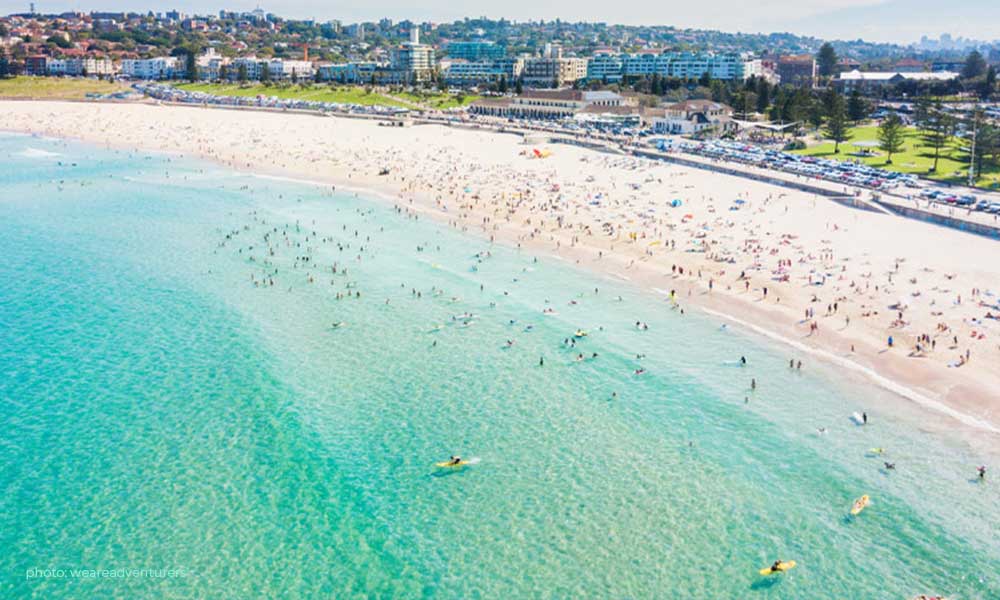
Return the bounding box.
[0,76,128,99]
[174,82,477,111]
[793,124,1000,189]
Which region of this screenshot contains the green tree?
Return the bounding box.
[877,113,905,164]
[498,74,508,94]
[0,48,9,79]
[219,63,228,81]
[731,90,755,120]
[261,62,270,83]
[961,50,987,80]
[921,100,955,172]
[185,52,198,81]
[981,65,996,100]
[822,93,851,153]
[963,109,996,182]
[769,87,787,122]
[515,77,523,95]
[913,96,933,127]
[237,62,248,83]
[847,89,869,122]
[755,77,770,114]
[817,43,838,78]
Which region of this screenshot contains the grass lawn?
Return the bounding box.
[174,83,478,111]
[793,125,1000,189]
[394,90,480,110]
[0,76,128,99]
[178,82,451,110]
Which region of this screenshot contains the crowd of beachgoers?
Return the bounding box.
[1,100,998,449]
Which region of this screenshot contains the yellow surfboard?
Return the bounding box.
[759,561,796,576]
[850,495,870,515]
[435,460,469,468]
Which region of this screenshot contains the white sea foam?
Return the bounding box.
[701,306,1000,434]
[16,147,62,159]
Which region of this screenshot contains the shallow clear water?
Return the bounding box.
[1,134,998,599]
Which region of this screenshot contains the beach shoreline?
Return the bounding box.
[3,99,998,449]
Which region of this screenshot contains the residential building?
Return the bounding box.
[446,41,505,62]
[521,57,587,88]
[390,28,435,83]
[46,57,116,76]
[267,59,314,80]
[836,58,861,73]
[318,61,384,84]
[586,50,625,83]
[228,57,314,81]
[24,55,47,75]
[893,58,926,73]
[931,60,965,72]
[584,51,761,82]
[122,56,181,79]
[441,57,523,87]
[775,55,816,87]
[196,48,227,80]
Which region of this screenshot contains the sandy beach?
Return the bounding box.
[3,99,998,442]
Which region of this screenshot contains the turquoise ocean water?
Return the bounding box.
[1,133,998,599]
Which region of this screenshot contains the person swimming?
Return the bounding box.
[449,455,462,466]
[740,356,747,365]
[978,465,987,480]
[884,462,896,470]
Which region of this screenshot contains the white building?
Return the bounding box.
[45,58,115,76]
[196,48,227,80]
[122,57,181,80]
[317,61,387,84]
[267,59,314,80]
[390,28,435,83]
[649,100,734,135]
[229,57,315,81]
[586,51,761,82]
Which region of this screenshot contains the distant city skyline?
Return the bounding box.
[1,0,998,45]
